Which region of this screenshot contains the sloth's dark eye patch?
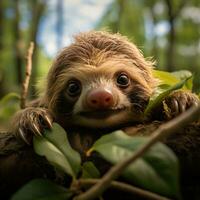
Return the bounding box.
[66,80,81,97]
[128,87,149,113]
[116,73,130,88]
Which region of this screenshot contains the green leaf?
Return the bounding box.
[171,70,193,90]
[33,123,81,179]
[11,179,73,200]
[153,70,193,90]
[184,77,193,90]
[91,131,180,198]
[92,130,131,147]
[0,93,20,121]
[171,70,192,81]
[0,92,20,105]
[81,162,100,179]
[153,70,180,86]
[144,76,192,116]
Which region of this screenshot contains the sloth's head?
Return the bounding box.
[44,31,157,129]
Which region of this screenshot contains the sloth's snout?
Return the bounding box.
[86,88,114,110]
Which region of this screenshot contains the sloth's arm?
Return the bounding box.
[151,90,199,121]
[11,99,53,145]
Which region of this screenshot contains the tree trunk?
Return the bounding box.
[29,0,46,97]
[165,0,187,72]
[112,0,125,33]
[166,17,175,72]
[165,0,175,72]
[149,6,158,64]
[117,0,125,32]
[0,0,3,51]
[13,0,23,85]
[0,0,5,97]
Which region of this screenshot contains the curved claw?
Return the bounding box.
[179,103,186,113]
[164,91,199,120]
[44,115,52,129]
[193,101,199,107]
[171,99,179,116]
[32,123,42,136]
[18,128,31,145]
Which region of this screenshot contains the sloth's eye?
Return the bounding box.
[116,73,130,88]
[67,80,81,97]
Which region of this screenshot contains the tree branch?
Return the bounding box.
[165,0,187,20]
[174,0,187,19]
[20,42,34,109]
[74,104,200,200]
[77,179,170,200]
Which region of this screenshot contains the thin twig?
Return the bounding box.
[74,104,200,200]
[20,42,34,109]
[77,179,170,200]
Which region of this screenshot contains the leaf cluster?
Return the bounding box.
[11,124,180,200]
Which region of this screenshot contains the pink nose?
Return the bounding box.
[86,89,114,109]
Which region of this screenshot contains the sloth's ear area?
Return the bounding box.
[130,55,158,92]
[140,59,158,89]
[130,47,157,88]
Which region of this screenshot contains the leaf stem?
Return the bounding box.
[77,179,170,200]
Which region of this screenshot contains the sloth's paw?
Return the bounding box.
[13,107,53,145]
[163,90,199,119]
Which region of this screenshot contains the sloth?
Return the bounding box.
[12,31,199,146]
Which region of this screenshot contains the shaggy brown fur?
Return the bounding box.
[12,31,199,145]
[43,31,156,112]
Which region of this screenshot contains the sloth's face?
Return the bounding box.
[54,57,152,129]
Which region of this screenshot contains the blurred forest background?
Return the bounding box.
[0,0,200,129]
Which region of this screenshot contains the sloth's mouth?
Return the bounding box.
[79,108,126,119]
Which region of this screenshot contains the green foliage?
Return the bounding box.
[97,0,145,44]
[153,70,180,86]
[81,162,100,179]
[153,69,192,89]
[171,70,192,81]
[90,131,180,198]
[145,70,193,116]
[33,123,81,179]
[171,70,193,90]
[0,93,20,125]
[11,179,73,200]
[30,124,180,199]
